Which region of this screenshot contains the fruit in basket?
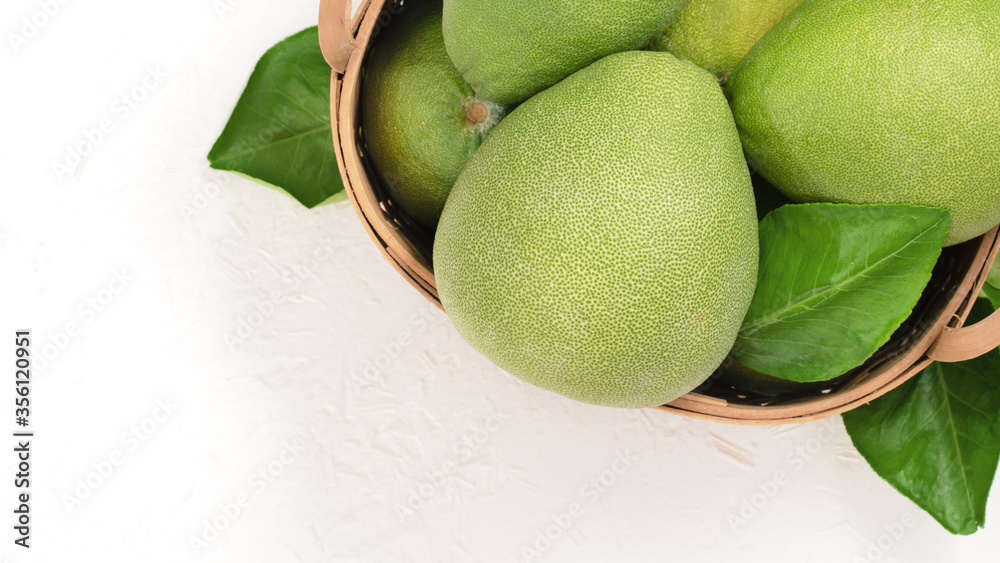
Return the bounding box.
[361,0,508,229]
[442,0,689,104]
[215,9,1000,538]
[727,0,1000,246]
[649,0,803,77]
[434,51,758,408]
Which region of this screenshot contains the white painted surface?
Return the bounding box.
[2,0,998,562]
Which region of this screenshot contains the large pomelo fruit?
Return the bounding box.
[434,51,758,408]
[442,0,689,105]
[649,0,803,77]
[361,0,507,229]
[728,0,1000,246]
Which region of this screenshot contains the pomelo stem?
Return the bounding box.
[465,102,488,125]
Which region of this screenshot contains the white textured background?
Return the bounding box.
[2,0,999,561]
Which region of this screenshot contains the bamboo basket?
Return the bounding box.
[319,0,1000,424]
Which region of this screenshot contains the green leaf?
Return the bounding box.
[982,283,1000,311]
[987,259,1000,290]
[208,27,344,208]
[734,204,950,382]
[843,298,1000,535]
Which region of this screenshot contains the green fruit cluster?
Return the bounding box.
[360,0,1000,407]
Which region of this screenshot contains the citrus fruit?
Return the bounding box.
[361,0,507,229]
[728,0,1000,246]
[434,51,758,408]
[649,0,803,77]
[442,0,689,104]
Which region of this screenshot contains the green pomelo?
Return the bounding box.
[361,0,507,229]
[649,0,803,77]
[434,51,759,408]
[442,0,689,105]
[728,0,1000,246]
